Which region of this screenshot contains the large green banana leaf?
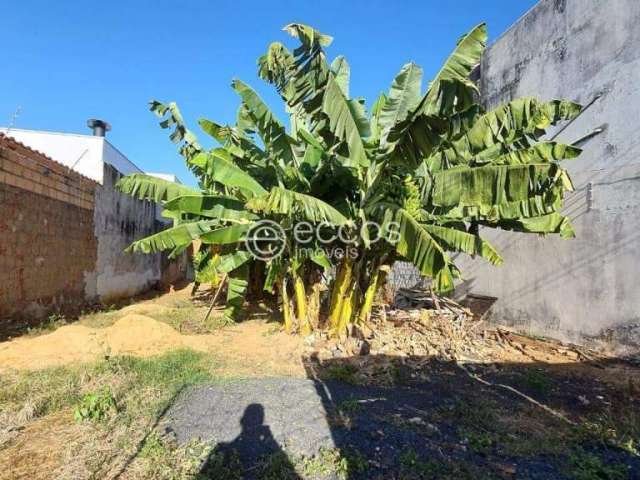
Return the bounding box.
[199,223,252,245]
[423,224,503,265]
[394,209,455,293]
[473,142,581,166]
[150,100,202,161]
[232,79,298,167]
[190,152,267,198]
[434,190,564,222]
[125,220,218,254]
[164,195,259,222]
[216,251,252,274]
[431,163,567,208]
[369,93,388,142]
[420,23,487,116]
[284,23,333,48]
[331,56,350,98]
[246,186,349,225]
[258,42,295,92]
[116,174,200,203]
[224,262,250,322]
[436,98,582,166]
[379,62,423,145]
[322,74,369,167]
[383,24,487,157]
[198,118,234,144]
[490,213,575,238]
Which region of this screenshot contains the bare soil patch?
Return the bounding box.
[0,288,304,378]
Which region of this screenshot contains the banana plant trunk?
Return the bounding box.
[328,256,354,334]
[293,270,311,336]
[357,266,381,325]
[280,276,293,334]
[306,271,323,331]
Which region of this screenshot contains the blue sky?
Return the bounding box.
[2,0,537,186]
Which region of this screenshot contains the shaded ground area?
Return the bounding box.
[165,358,640,480]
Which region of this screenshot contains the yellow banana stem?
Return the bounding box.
[280,276,293,334]
[357,267,380,324]
[328,258,353,332]
[307,281,322,330]
[336,285,357,338]
[293,274,311,336]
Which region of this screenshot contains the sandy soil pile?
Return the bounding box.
[0,313,305,377]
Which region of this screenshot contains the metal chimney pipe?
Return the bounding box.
[87,119,111,137]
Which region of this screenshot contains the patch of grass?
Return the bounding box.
[1,349,220,422]
[0,365,84,419]
[324,364,358,384]
[337,398,363,414]
[299,447,366,479]
[519,369,553,396]
[101,349,216,389]
[398,449,446,479]
[199,448,242,480]
[139,432,214,479]
[343,448,368,475]
[463,429,494,453]
[567,449,630,480]
[156,300,226,334]
[78,308,122,328]
[258,451,300,480]
[25,313,68,336]
[139,431,168,459]
[1,349,224,479]
[574,406,640,456]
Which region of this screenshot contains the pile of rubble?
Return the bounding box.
[305,288,606,371]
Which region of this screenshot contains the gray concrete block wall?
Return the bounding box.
[84,163,162,301]
[454,0,640,352]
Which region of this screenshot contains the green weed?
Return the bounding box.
[325,364,358,384]
[73,386,117,422]
[568,449,629,480]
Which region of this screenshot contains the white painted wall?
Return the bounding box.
[102,140,143,177]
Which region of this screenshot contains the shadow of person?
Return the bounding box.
[199,403,301,479]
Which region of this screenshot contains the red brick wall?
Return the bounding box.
[0,134,98,319]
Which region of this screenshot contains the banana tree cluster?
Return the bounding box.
[117,22,582,336]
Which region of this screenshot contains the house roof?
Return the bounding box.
[0,132,97,184]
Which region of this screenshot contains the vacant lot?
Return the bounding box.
[0,287,638,479]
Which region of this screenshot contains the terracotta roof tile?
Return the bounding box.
[0,132,98,184]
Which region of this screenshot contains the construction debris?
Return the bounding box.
[305,291,610,384]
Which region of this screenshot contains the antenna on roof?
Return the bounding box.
[7,106,22,133]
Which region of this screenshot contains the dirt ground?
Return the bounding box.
[0,286,305,378]
[0,285,638,479]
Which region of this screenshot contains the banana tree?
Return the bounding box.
[118,22,582,337]
[253,22,581,335]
